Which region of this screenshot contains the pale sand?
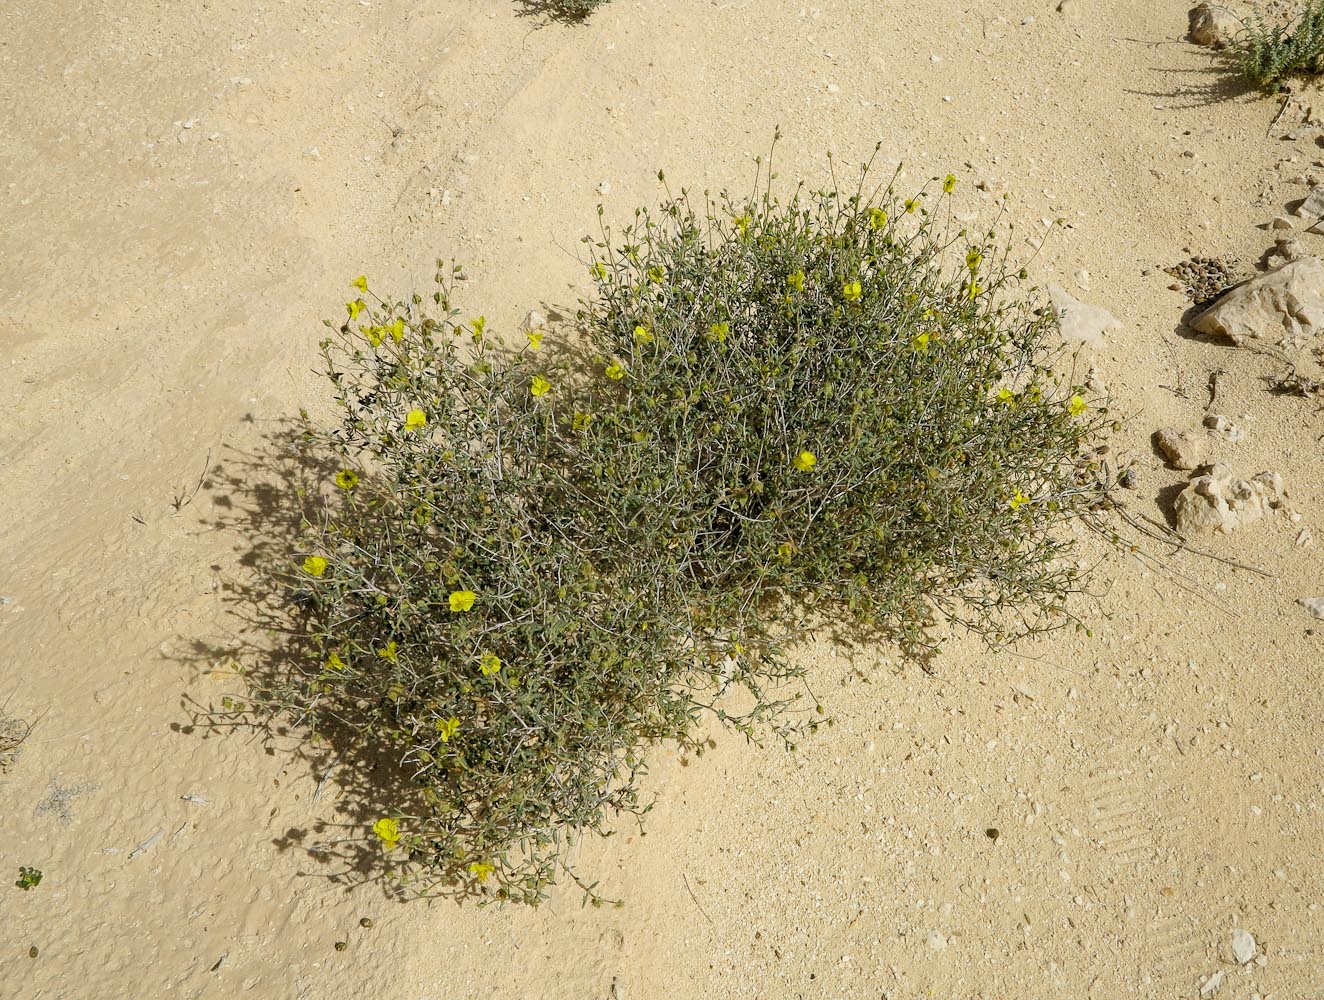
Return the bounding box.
[2,1,1322,997]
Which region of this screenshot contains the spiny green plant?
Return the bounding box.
[1230,1,1324,90]
[252,145,1113,905]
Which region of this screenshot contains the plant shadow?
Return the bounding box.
[171,425,483,902]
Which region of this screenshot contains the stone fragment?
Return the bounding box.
[1296,185,1324,218]
[1300,596,1324,619]
[1188,4,1238,47]
[1231,928,1258,964]
[1188,257,1324,346]
[1048,284,1121,349]
[1271,215,1295,230]
[1199,969,1225,997]
[1154,427,1204,470]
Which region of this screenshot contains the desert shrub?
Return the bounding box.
[1230,1,1324,90]
[258,151,1111,904]
[516,0,611,21]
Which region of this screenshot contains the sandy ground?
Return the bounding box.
[3,0,1323,997]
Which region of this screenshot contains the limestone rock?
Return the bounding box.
[1295,185,1324,218]
[1048,283,1121,349]
[1231,928,1258,965]
[1174,464,1285,536]
[1188,4,1238,48]
[1154,427,1204,470]
[1188,257,1324,346]
[1299,596,1324,620]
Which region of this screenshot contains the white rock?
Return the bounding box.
[1188,257,1324,346]
[1048,284,1121,349]
[1299,596,1324,619]
[520,309,548,333]
[1297,185,1324,218]
[1231,928,1258,964]
[926,929,948,951]
[1199,969,1225,996]
[1174,464,1286,536]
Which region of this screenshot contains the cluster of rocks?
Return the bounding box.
[1163,255,1242,304]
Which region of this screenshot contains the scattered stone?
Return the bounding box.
[1202,413,1244,441]
[1188,4,1238,48]
[1048,284,1121,349]
[1056,0,1080,15]
[1188,257,1324,346]
[1300,596,1324,619]
[1297,526,1314,547]
[521,309,548,333]
[1296,185,1324,218]
[1231,928,1258,964]
[1271,215,1295,230]
[1173,464,1286,535]
[1154,428,1204,470]
[1119,466,1138,489]
[926,929,948,951]
[1270,236,1305,263]
[1199,969,1225,997]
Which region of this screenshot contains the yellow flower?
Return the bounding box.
[526,330,544,351]
[776,541,795,561]
[347,299,366,320]
[591,261,607,280]
[335,469,359,490]
[647,266,666,283]
[904,198,919,214]
[633,324,654,345]
[943,174,957,194]
[448,590,476,612]
[787,270,806,292]
[436,716,460,742]
[792,450,817,472]
[352,275,369,293]
[467,861,494,882]
[327,651,347,671]
[479,651,502,676]
[605,361,626,380]
[707,321,730,342]
[869,207,888,230]
[372,817,400,850]
[470,316,486,340]
[363,325,384,347]
[1009,490,1030,510]
[1069,395,1087,416]
[572,411,594,432]
[995,388,1016,406]
[734,214,752,238]
[303,555,328,577]
[377,641,398,662]
[390,318,405,342]
[530,375,552,397]
[842,280,862,302]
[911,332,931,352]
[404,408,427,431]
[967,280,982,300]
